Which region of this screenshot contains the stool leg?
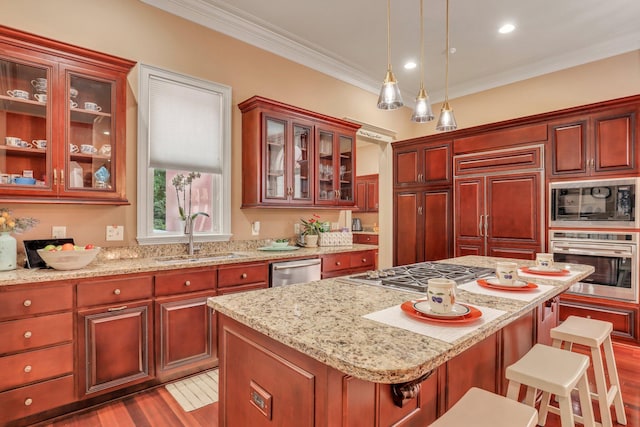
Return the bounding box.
[506,380,521,401]
[538,391,551,426]
[577,373,596,427]
[603,336,627,425]
[591,344,613,427]
[557,395,576,427]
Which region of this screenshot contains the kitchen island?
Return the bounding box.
[207,256,594,426]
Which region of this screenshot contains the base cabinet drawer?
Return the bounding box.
[0,344,74,391]
[0,375,75,425]
[0,312,73,354]
[559,300,637,342]
[0,285,72,320]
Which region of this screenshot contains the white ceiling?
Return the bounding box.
[143,0,640,106]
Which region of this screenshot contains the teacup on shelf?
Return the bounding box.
[80,144,98,155]
[7,89,29,99]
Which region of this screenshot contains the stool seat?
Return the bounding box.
[429,387,538,427]
[551,316,627,427]
[506,344,595,427]
[551,315,612,348]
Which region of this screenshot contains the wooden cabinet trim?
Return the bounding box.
[454,123,547,154]
[454,145,543,175]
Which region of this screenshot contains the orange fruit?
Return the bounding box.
[61,243,75,251]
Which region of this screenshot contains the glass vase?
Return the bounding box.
[0,232,17,271]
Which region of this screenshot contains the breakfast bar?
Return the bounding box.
[207,256,594,426]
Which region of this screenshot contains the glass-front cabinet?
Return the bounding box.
[0,26,135,204]
[315,128,355,206]
[239,95,360,209]
[264,115,313,204]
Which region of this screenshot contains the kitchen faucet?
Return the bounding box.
[184,217,200,256]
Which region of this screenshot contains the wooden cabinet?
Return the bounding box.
[352,233,378,245]
[76,275,154,398]
[0,283,74,425]
[217,261,269,294]
[0,26,134,204]
[154,268,217,382]
[394,141,451,188]
[395,188,452,266]
[454,146,544,260]
[320,249,375,278]
[354,174,378,212]
[549,106,639,178]
[392,139,453,266]
[238,96,360,208]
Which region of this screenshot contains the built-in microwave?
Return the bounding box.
[549,178,639,228]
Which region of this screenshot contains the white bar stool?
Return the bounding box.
[428,387,538,427]
[505,343,595,427]
[549,315,627,427]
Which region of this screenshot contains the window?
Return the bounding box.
[137,64,231,244]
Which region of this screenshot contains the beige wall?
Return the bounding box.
[1,0,639,268]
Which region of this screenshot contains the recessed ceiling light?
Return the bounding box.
[498,23,515,34]
[404,61,417,70]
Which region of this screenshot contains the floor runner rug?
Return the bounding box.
[165,369,218,412]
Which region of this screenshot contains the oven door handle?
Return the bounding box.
[552,245,634,256]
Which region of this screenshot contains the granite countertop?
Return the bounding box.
[207,255,594,384]
[0,244,377,287]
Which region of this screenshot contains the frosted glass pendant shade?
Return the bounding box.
[436,101,457,131]
[410,87,434,122]
[377,69,403,110]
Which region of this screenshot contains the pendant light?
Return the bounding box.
[436,0,457,131]
[411,0,434,122]
[377,0,403,110]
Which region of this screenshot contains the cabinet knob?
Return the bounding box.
[24,398,33,407]
[241,273,247,279]
[185,280,191,286]
[23,299,32,307]
[361,258,367,263]
[24,331,32,339]
[335,261,341,266]
[113,289,121,295]
[24,365,32,373]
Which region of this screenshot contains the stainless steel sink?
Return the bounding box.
[155,252,249,265]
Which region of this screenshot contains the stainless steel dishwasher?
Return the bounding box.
[270,258,322,287]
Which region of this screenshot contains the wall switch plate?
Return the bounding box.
[52,226,66,239]
[106,225,124,241]
[294,223,300,235]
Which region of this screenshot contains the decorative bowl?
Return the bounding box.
[272,240,289,248]
[37,247,100,270]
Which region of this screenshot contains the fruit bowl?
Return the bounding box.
[37,247,100,270]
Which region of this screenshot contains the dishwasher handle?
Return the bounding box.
[272,258,322,270]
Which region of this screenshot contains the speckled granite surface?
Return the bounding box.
[0,243,376,287]
[207,256,594,384]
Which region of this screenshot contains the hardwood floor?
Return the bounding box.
[32,342,639,427]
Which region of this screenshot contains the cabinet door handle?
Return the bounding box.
[107,305,127,312]
[23,299,32,307]
[53,169,57,186]
[113,288,121,295]
[241,273,247,279]
[60,169,64,186]
[185,280,191,286]
[484,214,489,236]
[24,331,32,339]
[24,365,32,373]
[478,215,484,237]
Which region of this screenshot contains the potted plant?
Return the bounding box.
[300,214,323,247]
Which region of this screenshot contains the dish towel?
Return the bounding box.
[363,303,507,343]
[458,279,556,302]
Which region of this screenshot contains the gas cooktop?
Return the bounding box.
[339,262,494,293]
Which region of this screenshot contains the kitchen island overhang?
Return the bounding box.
[208,256,594,426]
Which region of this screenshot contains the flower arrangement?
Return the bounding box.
[0,208,38,234]
[300,214,324,235]
[171,172,209,232]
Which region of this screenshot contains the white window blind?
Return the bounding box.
[148,75,222,173]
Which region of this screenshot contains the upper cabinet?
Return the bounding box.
[394,141,451,188]
[239,96,360,208]
[0,26,134,204]
[355,174,379,212]
[549,105,639,179]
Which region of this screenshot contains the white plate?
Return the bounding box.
[412,302,470,318]
[486,277,529,288]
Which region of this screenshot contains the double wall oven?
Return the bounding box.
[549,178,639,303]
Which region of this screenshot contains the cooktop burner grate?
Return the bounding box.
[342,262,494,293]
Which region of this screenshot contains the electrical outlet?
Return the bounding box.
[251,221,260,236]
[52,226,66,239]
[106,225,124,241]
